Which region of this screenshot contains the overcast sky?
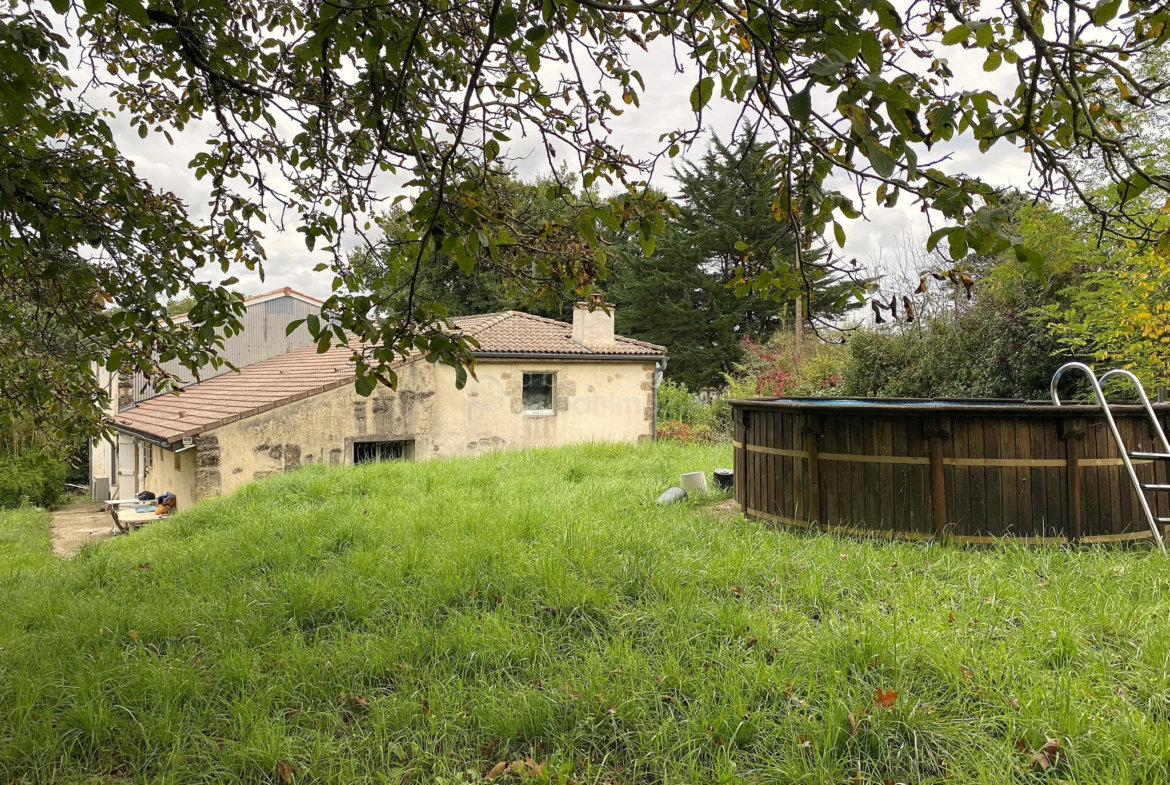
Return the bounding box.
[92,32,1033,302]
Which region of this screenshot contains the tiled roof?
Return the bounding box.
[113,311,665,444]
[112,341,369,444]
[452,310,666,356]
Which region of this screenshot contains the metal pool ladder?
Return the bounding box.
[1051,362,1170,551]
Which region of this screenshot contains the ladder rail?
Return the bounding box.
[1050,361,1166,551]
[1098,368,1170,455]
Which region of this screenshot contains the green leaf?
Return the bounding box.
[983,51,1002,71]
[109,0,150,25]
[285,319,305,336]
[1117,172,1152,204]
[864,137,896,178]
[640,234,656,258]
[354,375,376,397]
[809,55,844,77]
[788,87,812,123]
[49,0,70,13]
[974,23,994,48]
[941,25,971,45]
[947,227,968,260]
[1094,0,1123,25]
[690,76,714,112]
[493,6,519,38]
[860,31,883,73]
[833,221,846,248]
[524,24,549,44]
[926,227,953,252]
[1014,245,1047,283]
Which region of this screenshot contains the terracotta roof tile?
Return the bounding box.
[453,311,666,356]
[113,311,665,444]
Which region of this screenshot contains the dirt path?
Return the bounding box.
[50,501,115,557]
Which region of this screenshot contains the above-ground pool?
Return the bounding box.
[730,397,1170,544]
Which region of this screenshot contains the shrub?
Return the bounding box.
[837,290,1067,400]
[656,380,716,428]
[656,420,718,445]
[0,454,67,508]
[722,332,848,400]
[655,380,729,442]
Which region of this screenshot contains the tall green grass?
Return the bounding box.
[2,441,1170,784]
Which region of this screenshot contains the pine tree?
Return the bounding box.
[608,134,863,390]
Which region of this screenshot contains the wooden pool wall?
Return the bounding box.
[730,399,1170,544]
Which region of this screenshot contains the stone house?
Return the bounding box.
[90,289,667,504]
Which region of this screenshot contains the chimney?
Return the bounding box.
[572,294,615,347]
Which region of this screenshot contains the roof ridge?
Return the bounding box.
[507,310,572,329]
[452,310,513,336]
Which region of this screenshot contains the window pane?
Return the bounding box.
[522,372,554,412]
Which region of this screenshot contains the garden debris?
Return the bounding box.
[1028,737,1062,771]
[656,486,687,505]
[277,760,293,784]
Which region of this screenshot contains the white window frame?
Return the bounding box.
[522,371,556,416]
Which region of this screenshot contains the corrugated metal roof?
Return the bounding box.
[129,291,322,403]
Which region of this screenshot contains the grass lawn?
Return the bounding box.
[3,442,1170,784]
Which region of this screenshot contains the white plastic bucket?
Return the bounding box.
[680,471,708,493]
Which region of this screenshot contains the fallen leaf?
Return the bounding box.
[960,666,974,683]
[744,637,757,649]
[838,554,849,561]
[1031,737,1062,771]
[352,695,369,707]
[847,711,858,736]
[420,697,429,715]
[128,630,141,642]
[485,761,508,780]
[606,706,617,714]
[660,695,677,704]
[729,585,743,596]
[138,562,151,572]
[874,687,899,709]
[191,655,202,666]
[277,760,293,785]
[1009,697,1020,711]
[948,613,955,624]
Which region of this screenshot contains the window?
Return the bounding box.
[522,372,555,414]
[353,440,410,464]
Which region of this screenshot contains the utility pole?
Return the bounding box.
[794,240,803,364]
